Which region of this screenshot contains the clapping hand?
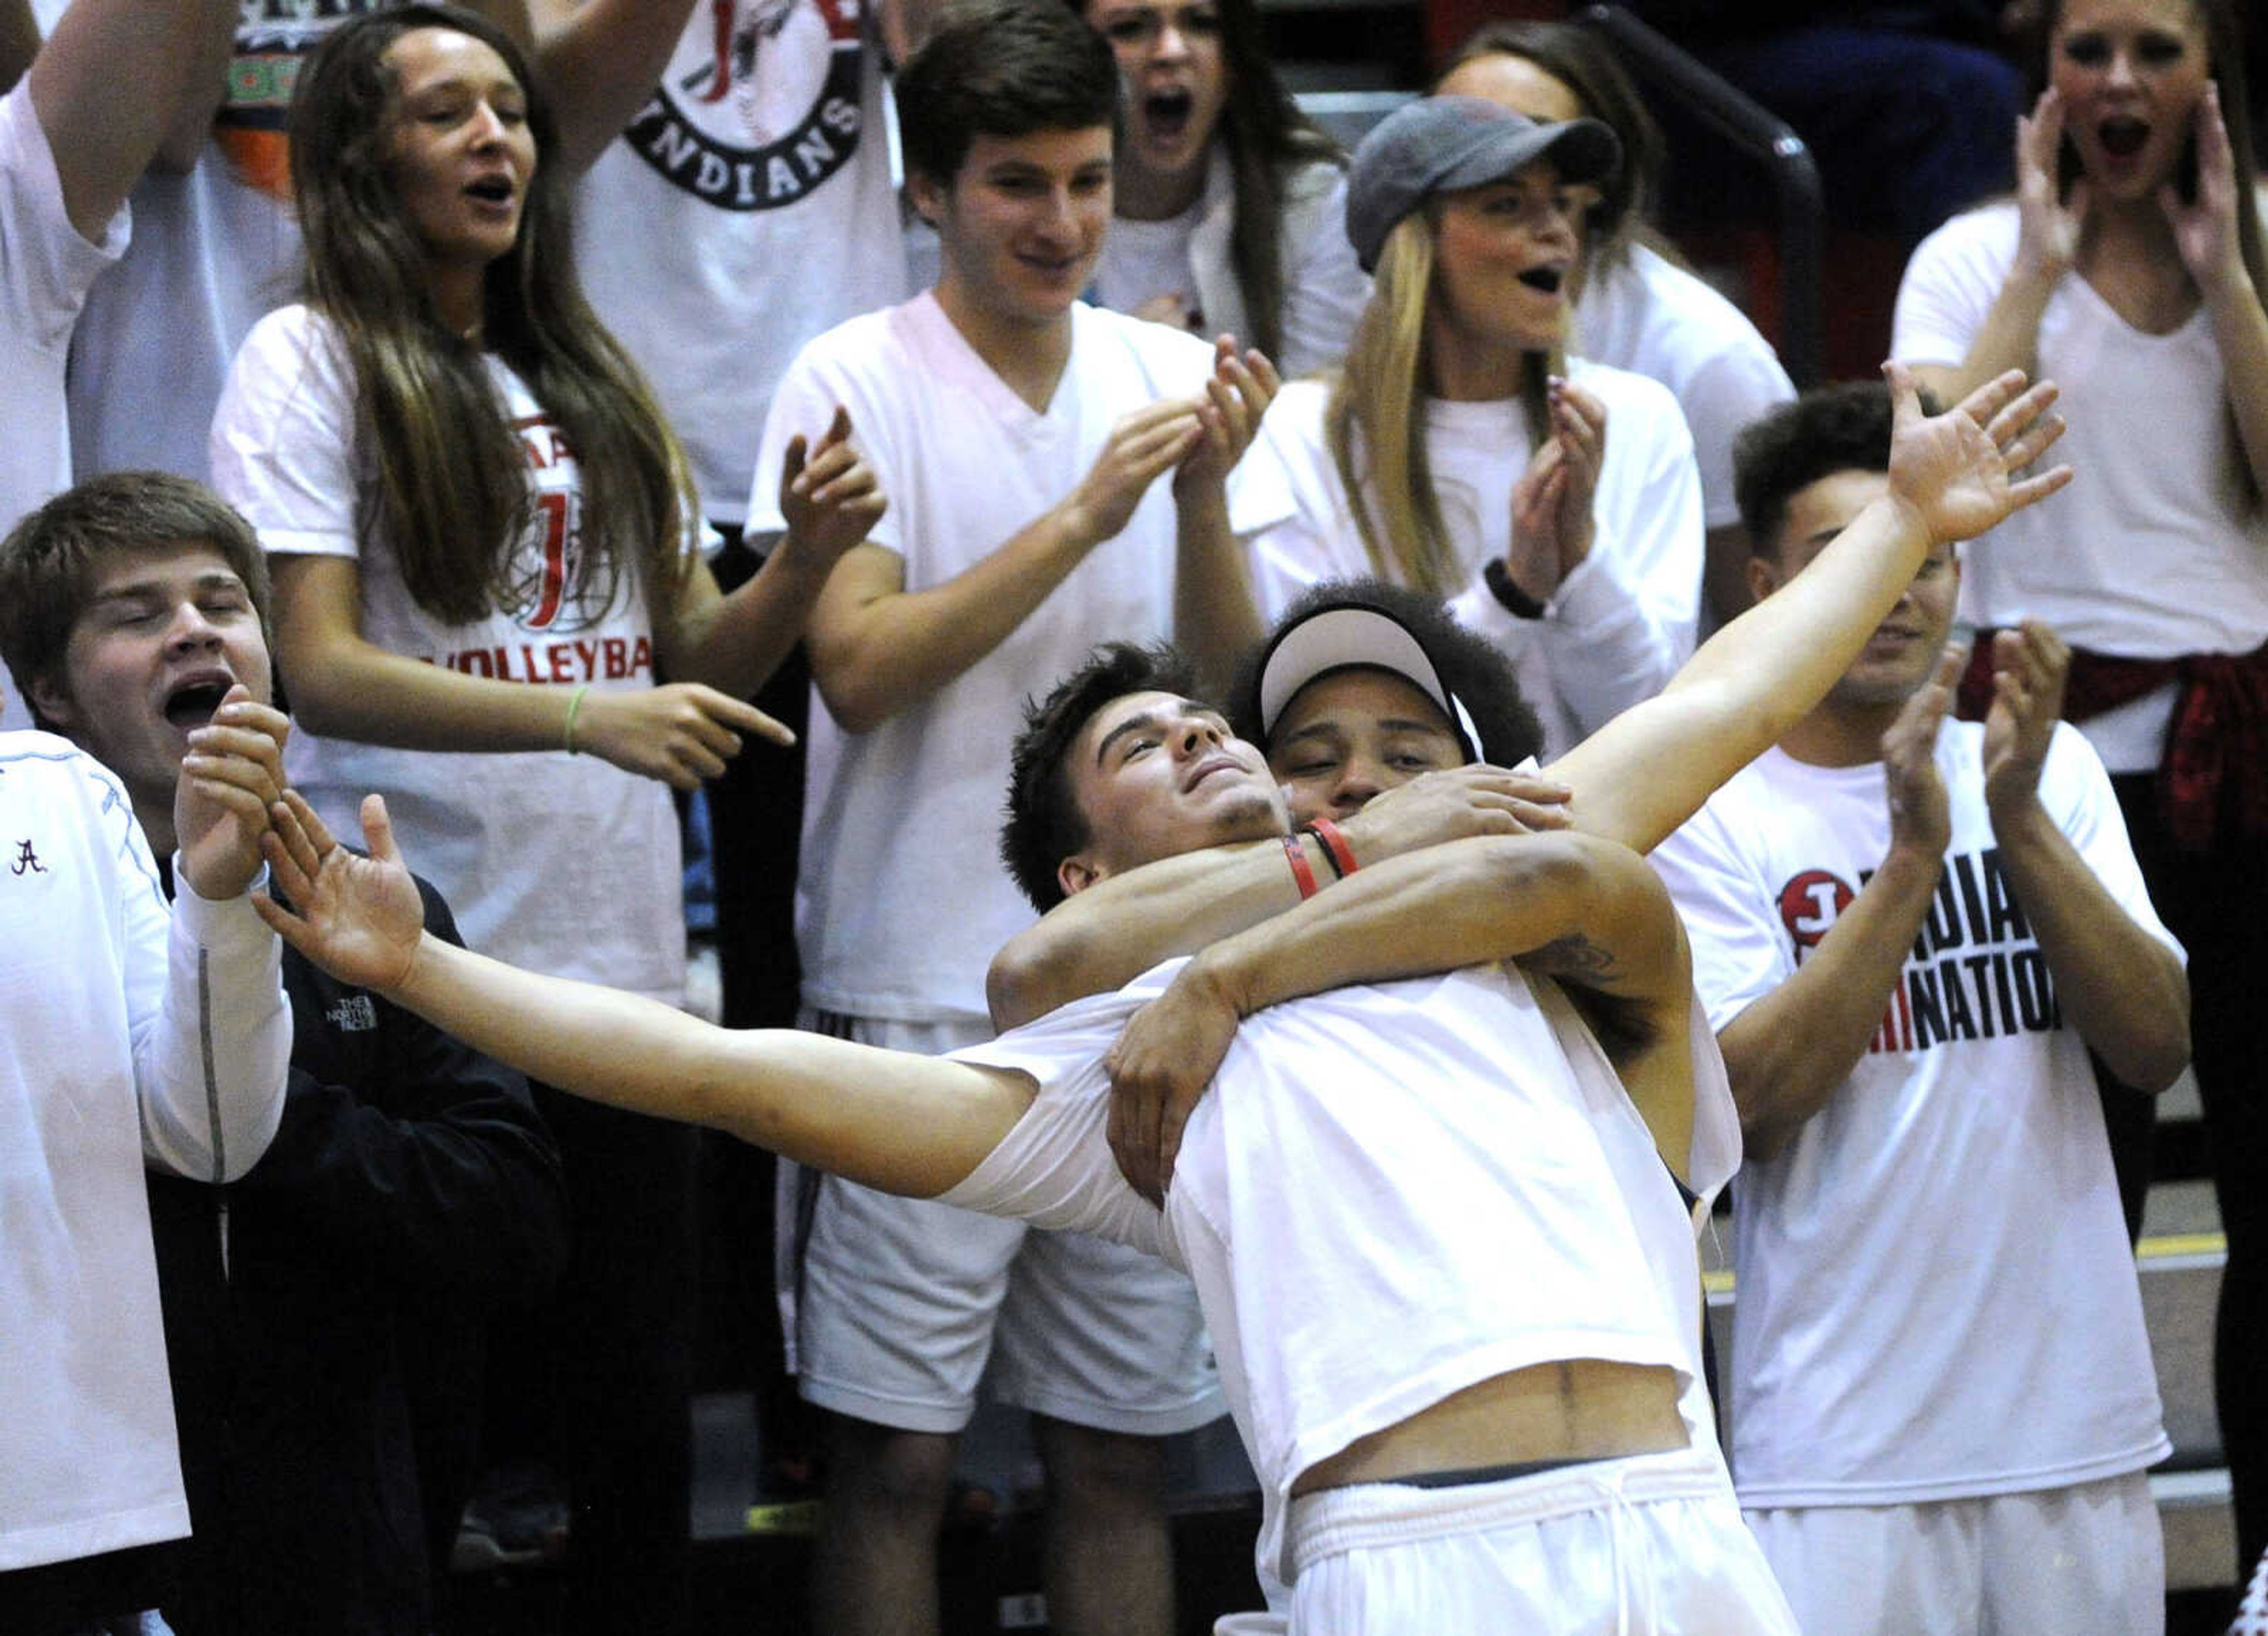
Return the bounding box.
[175,687,289,900]
[1174,335,1280,501]
[1506,376,1606,604]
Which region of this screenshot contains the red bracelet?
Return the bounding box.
[1282,833,1320,900]
[1304,816,1358,880]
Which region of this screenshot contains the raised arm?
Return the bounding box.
[1908,89,2076,406]
[131,694,294,1183]
[657,405,887,698]
[995,368,2066,1030]
[1170,341,1278,696]
[258,791,1031,1198]
[1102,829,1691,1198]
[27,0,237,240]
[807,396,1203,734]
[1697,648,1964,1161]
[1546,364,2070,855]
[521,0,703,178]
[2168,85,2268,498]
[1977,624,2190,1091]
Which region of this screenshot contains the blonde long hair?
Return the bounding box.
[1324,210,1560,594]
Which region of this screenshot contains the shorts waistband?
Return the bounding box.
[1288,1444,1731,1575]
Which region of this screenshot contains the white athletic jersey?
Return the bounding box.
[1649,723,2176,1506]
[1240,364,1702,761]
[0,80,126,534]
[747,294,1292,1023]
[0,734,288,1570]
[1895,201,2268,770]
[940,956,1735,1585]
[210,305,689,1003]
[63,0,409,484]
[1574,244,1795,533]
[575,0,907,523]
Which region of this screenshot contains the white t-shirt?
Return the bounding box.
[0,79,128,533]
[1241,365,1702,761]
[0,734,289,1571]
[1095,145,1368,383]
[1575,244,1796,533]
[574,0,907,524]
[748,294,1291,1023]
[63,0,399,484]
[1096,204,1205,326]
[941,955,1733,1584]
[1649,722,2175,1507]
[210,305,689,1003]
[1894,201,2268,770]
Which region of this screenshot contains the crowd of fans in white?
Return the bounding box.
[2,0,2264,1632]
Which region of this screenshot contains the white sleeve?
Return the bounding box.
[1649,799,1794,1036]
[2039,722,2185,963]
[1275,170,1369,382]
[209,308,365,560]
[935,1031,1171,1262]
[1236,390,1370,619]
[1891,210,2015,368]
[1526,379,1703,736]
[0,80,128,358]
[744,338,901,553]
[99,765,289,1182]
[1679,339,1796,532]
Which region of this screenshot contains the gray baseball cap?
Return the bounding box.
[1344,94,1621,273]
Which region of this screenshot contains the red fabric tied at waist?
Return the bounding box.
[1956,636,2268,852]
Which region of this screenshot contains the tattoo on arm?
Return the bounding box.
[1526,935,1660,1065]
[1530,933,1617,983]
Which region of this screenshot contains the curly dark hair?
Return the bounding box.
[1001,641,1197,912]
[1227,579,1543,769]
[1732,382,1910,556]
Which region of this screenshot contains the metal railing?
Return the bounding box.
[1576,4,1825,387]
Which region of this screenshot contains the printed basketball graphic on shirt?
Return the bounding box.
[428,412,654,686]
[216,2,397,201]
[623,0,866,211]
[1775,849,2062,1057]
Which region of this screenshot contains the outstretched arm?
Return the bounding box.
[1102,829,1690,1198]
[1546,364,2070,855]
[519,0,700,178]
[990,366,2068,1026]
[256,793,1032,1198]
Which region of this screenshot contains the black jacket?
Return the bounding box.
[148,873,569,1635]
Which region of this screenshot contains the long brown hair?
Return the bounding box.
[290,3,695,628]
[1207,0,1342,363]
[1324,211,1557,594]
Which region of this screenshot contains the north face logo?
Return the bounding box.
[625,0,866,212]
[326,993,379,1033]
